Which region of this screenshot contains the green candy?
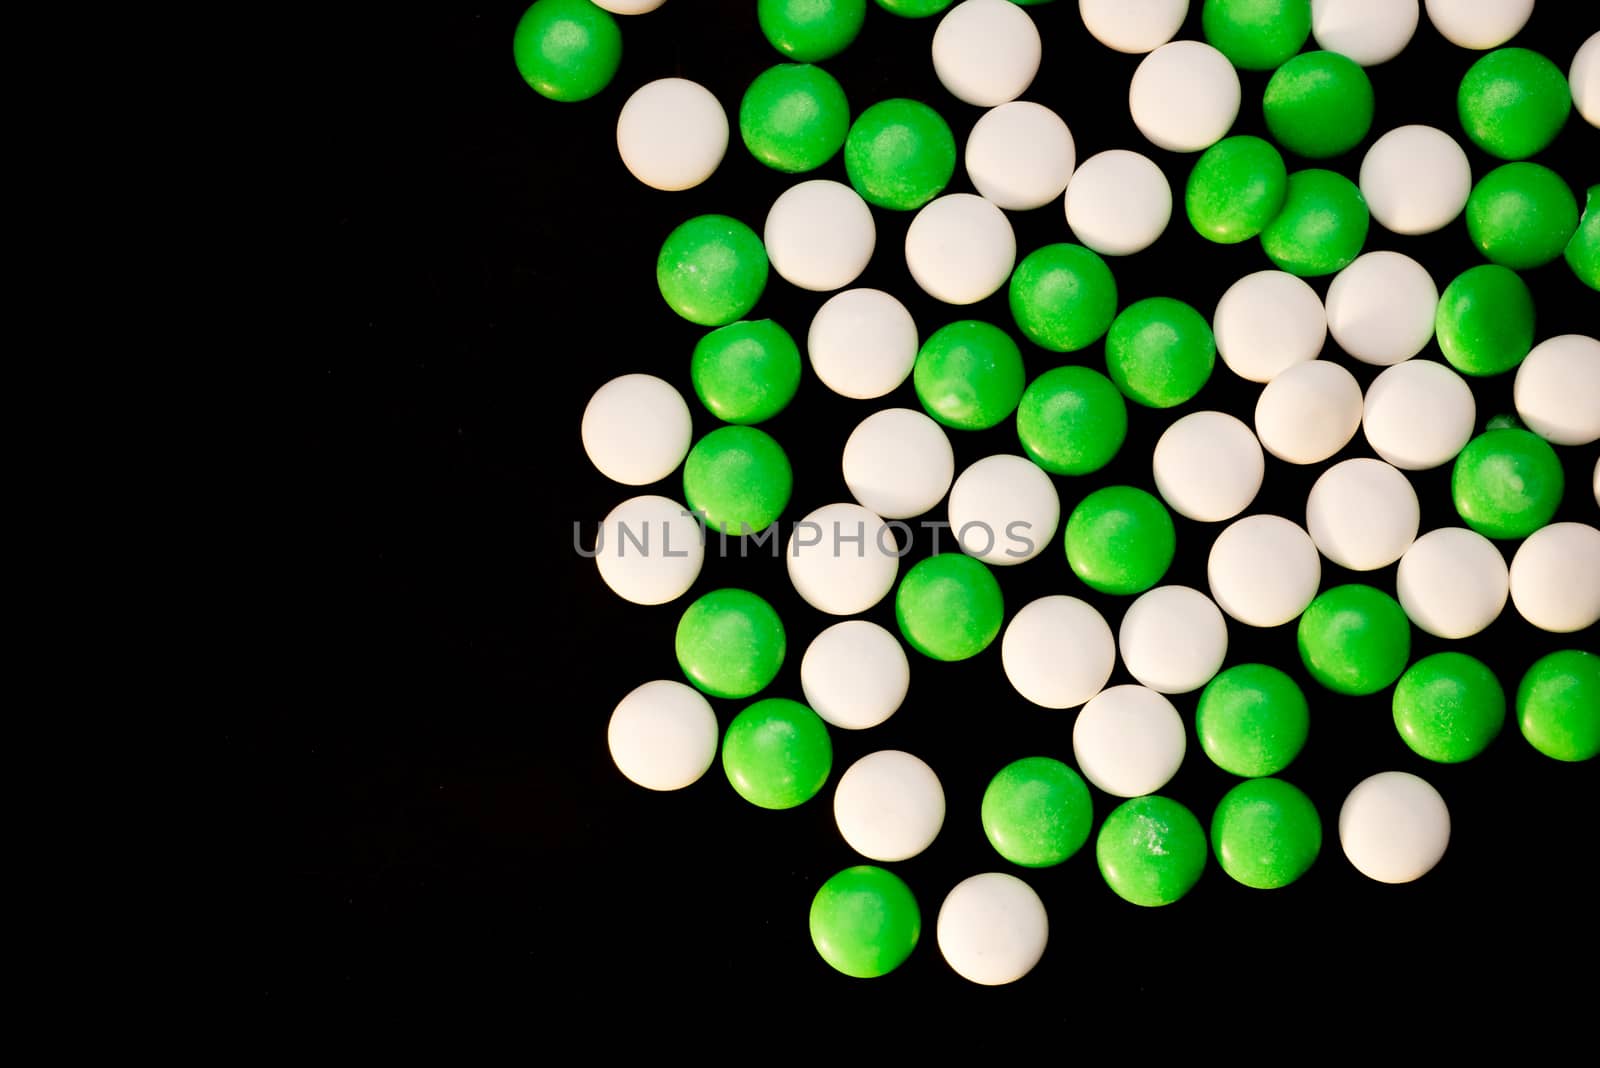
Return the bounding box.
[1263,51,1375,159]
[1186,135,1289,244]
[981,757,1094,868]
[1015,366,1128,475]
[1063,486,1176,596]
[683,426,793,534]
[690,320,802,425]
[874,0,953,14]
[809,866,921,978]
[1393,652,1506,764]
[845,99,957,211]
[740,64,851,173]
[657,215,769,327]
[512,0,621,103]
[1009,244,1119,353]
[1210,778,1322,890]
[1450,428,1564,539]
[677,589,787,699]
[895,553,1004,662]
[1435,264,1536,376]
[1202,0,1312,71]
[913,321,1026,431]
[1297,584,1411,696]
[1260,169,1369,276]
[1458,47,1572,161]
[758,0,866,62]
[1517,650,1600,762]
[1466,163,1579,270]
[1104,296,1216,408]
[722,697,832,809]
[1097,796,1208,907]
[1196,664,1311,777]
[1568,186,1600,291]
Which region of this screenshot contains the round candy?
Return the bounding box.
[1064,485,1177,595]
[1009,244,1119,353]
[1458,47,1572,160]
[877,0,954,14]
[948,454,1060,566]
[1517,650,1600,762]
[1359,125,1472,235]
[690,319,802,425]
[764,179,875,292]
[607,680,719,791]
[1310,0,1419,66]
[582,374,693,485]
[834,751,946,862]
[1203,0,1312,70]
[1118,585,1229,695]
[1079,0,1189,54]
[1064,150,1173,257]
[965,102,1076,211]
[722,697,831,809]
[1001,595,1116,709]
[758,0,865,61]
[1362,359,1476,470]
[739,63,851,174]
[683,425,793,534]
[808,289,919,400]
[512,0,621,102]
[1569,186,1600,290]
[1396,527,1509,639]
[1263,51,1375,159]
[1213,270,1325,383]
[1211,778,1323,890]
[1074,685,1188,796]
[1466,163,1579,270]
[616,78,728,191]
[931,0,1042,107]
[657,215,769,326]
[1515,334,1600,446]
[786,502,899,615]
[1255,359,1364,464]
[1324,251,1438,366]
[1208,514,1321,627]
[982,757,1094,867]
[1260,169,1369,277]
[802,620,911,730]
[810,866,920,978]
[1339,771,1449,884]
[1435,264,1535,377]
[905,194,1017,305]
[1306,458,1420,570]
[1424,0,1533,49]
[843,408,955,519]
[677,588,786,698]
[1105,297,1215,408]
[1129,41,1242,152]
[1196,663,1311,776]
[1097,796,1208,906]
[1186,136,1289,244]
[1393,652,1506,763]
[1574,31,1600,126]
[592,0,665,11]
[1152,410,1265,522]
[845,99,957,211]
[1016,366,1128,475]
[1297,584,1411,695]
[895,553,1005,661]
[936,873,1048,985]
[913,320,1026,430]
[595,495,704,605]
[1451,428,1564,539]
[1509,522,1600,633]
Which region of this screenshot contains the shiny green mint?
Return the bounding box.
[1393,652,1506,764]
[1450,428,1564,540]
[1104,296,1216,408]
[874,0,952,14]
[1202,0,1312,71]
[512,0,621,103]
[1263,51,1375,159]
[657,215,769,327]
[740,64,851,173]
[1435,264,1535,377]
[894,553,1004,662]
[809,865,921,978]
[691,320,802,425]
[1186,135,1289,244]
[981,757,1094,868]
[1009,244,1119,353]
[1016,366,1128,475]
[1568,186,1600,291]
[683,426,793,535]
[1196,663,1311,777]
[913,320,1026,431]
[1097,796,1208,907]
[1210,778,1322,890]
[1466,163,1579,270]
[722,697,832,809]
[1064,486,1176,596]
[1458,47,1572,161]
[1261,169,1369,277]
[758,0,866,62]
[677,588,787,699]
[845,99,957,211]
[1517,650,1600,762]
[1297,584,1411,696]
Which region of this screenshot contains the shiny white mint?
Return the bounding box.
[1078,0,1189,54]
[801,620,910,731]
[1001,595,1116,709]
[1573,31,1600,127]
[1214,270,1327,383]
[948,454,1060,566]
[808,289,919,400]
[582,374,693,485]
[1064,150,1172,256]
[1514,334,1600,446]
[842,408,955,520]
[786,502,899,616]
[833,751,946,863]
[1208,515,1322,628]
[1341,772,1451,884]
[1396,527,1509,639]
[965,102,1076,211]
[595,495,703,605]
[1305,458,1421,571]
[1129,41,1241,153]
[1255,360,1365,465]
[1509,523,1600,634]
[1118,586,1229,695]
[1073,684,1188,796]
[764,179,875,292]
[1360,126,1473,235]
[1424,0,1535,50]
[905,193,1017,305]
[607,680,718,791]
[592,0,666,12]
[1362,359,1476,469]
[1153,411,1265,522]
[932,0,1043,108]
[937,873,1049,986]
[615,78,727,191]
[1311,0,1419,66]
[1324,251,1439,366]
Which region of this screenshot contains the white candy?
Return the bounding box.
[965,102,1076,211]
[1340,771,1450,884]
[1306,458,1421,571]
[1396,527,1509,639]
[786,502,899,616]
[842,408,955,519]
[1073,684,1188,795]
[592,0,667,12]
[1595,457,1599,508]
[1514,334,1600,446]
[1510,523,1600,633]
[1312,0,1419,65]
[808,289,919,400]
[931,0,1042,107]
[1360,125,1473,235]
[1208,515,1322,628]
[595,495,704,605]
[1255,360,1365,465]
[1573,31,1600,127]
[1362,359,1476,469]
[937,873,1049,986]
[1078,0,1189,54]
[581,374,693,485]
[1325,251,1439,366]
[1117,586,1229,695]
[1424,0,1534,49]
[1214,270,1327,383]
[607,680,718,791]
[1128,41,1241,153]
[1152,411,1265,522]
[1001,595,1116,709]
[833,751,946,863]
[1064,150,1172,256]
[948,454,1060,566]
[905,193,1017,305]
[801,620,911,730]
[615,78,727,191]
[764,179,876,292]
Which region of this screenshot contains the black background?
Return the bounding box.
[296,0,1598,1006]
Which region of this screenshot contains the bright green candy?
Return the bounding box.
[1458,47,1572,161]
[1063,486,1176,595]
[657,215,769,327]
[1196,664,1311,777]
[758,0,866,62]
[683,426,793,534]
[1466,163,1579,270]
[1186,136,1289,244]
[981,757,1094,868]
[809,866,921,978]
[691,320,802,425]
[1104,296,1216,408]
[1009,244,1119,353]
[677,589,787,699]
[913,321,1026,430]
[1517,650,1600,762]
[1203,0,1312,71]
[1263,51,1374,159]
[1568,187,1600,291]
[845,99,957,211]
[874,0,953,15]
[722,697,832,809]
[1210,778,1322,890]
[1016,366,1128,475]
[1297,584,1411,696]
[1435,264,1535,377]
[1450,428,1564,539]
[1260,169,1369,276]
[511,0,621,103]
[1097,796,1208,907]
[740,64,851,173]
[1392,652,1506,763]
[894,553,1004,661]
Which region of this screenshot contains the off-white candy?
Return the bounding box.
[1153,411,1264,522]
[1509,523,1600,633]
[965,102,1076,211]
[1129,41,1241,153]
[1001,595,1116,709]
[843,408,955,519]
[808,289,919,400]
[801,620,911,730]
[1325,251,1438,366]
[1424,0,1534,49]
[1341,772,1450,884]
[607,680,718,791]
[948,454,1059,566]
[1362,359,1476,469]
[1312,0,1419,65]
[1595,457,1599,508]
[595,495,704,605]
[1573,31,1600,127]
[1396,527,1509,639]
[1208,515,1322,628]
[1117,586,1229,695]
[582,374,693,485]
[1514,334,1600,446]
[1306,458,1420,571]
[1214,270,1327,383]
[1078,0,1189,54]
[833,751,946,863]
[615,78,727,191]
[905,193,1017,305]
[1360,125,1473,235]
[1064,150,1172,256]
[937,873,1049,986]
[593,0,667,12]
[1255,360,1364,465]
[764,179,875,292]
[1073,684,1188,795]
[786,502,899,616]
[932,0,1042,107]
